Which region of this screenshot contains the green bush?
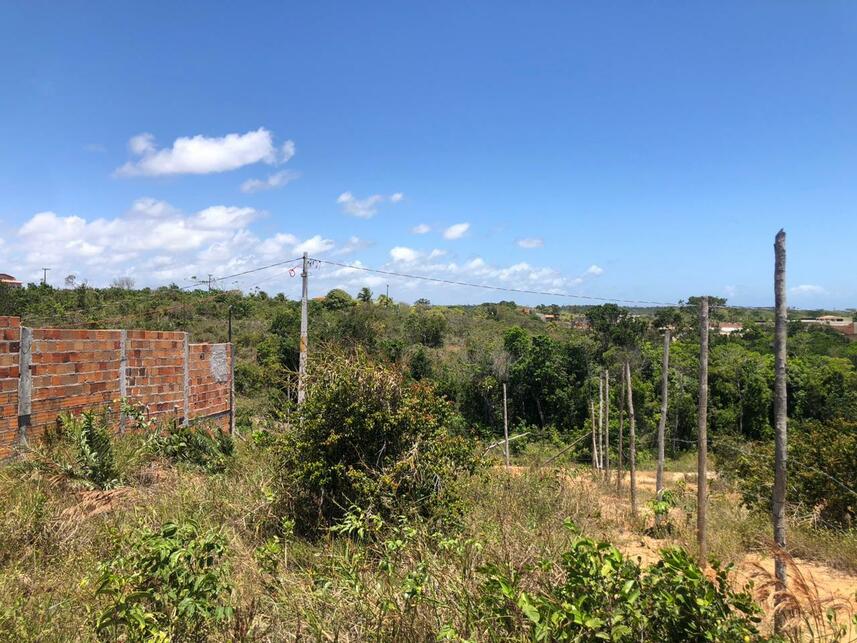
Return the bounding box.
[145,420,235,474]
[716,418,857,527]
[275,351,480,536]
[93,521,233,641]
[479,521,764,641]
[58,410,121,490]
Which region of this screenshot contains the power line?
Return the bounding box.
[309,257,682,307]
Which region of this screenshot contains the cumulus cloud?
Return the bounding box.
[337,192,404,218]
[294,234,335,255]
[584,264,604,276]
[443,222,470,240]
[517,237,544,249]
[791,284,827,296]
[241,169,301,193]
[116,128,286,177]
[411,223,430,234]
[390,246,419,263]
[7,199,339,288]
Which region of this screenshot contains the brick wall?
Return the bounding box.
[0,317,21,456]
[189,343,232,433]
[0,317,233,459]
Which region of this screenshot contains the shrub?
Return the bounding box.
[716,419,857,527]
[145,420,235,474]
[93,521,233,641]
[58,410,121,490]
[274,351,479,536]
[478,520,764,642]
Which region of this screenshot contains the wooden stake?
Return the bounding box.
[773,230,789,631]
[625,360,637,516]
[598,373,604,470]
[697,296,710,567]
[590,398,598,471]
[656,329,671,497]
[617,365,625,492]
[604,369,610,480]
[503,382,510,467]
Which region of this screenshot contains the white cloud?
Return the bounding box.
[258,233,299,256]
[128,197,179,218]
[517,237,544,249]
[411,223,431,234]
[116,128,283,177]
[241,169,301,193]
[294,235,335,255]
[443,222,470,240]
[129,133,156,155]
[337,191,405,218]
[584,264,604,276]
[333,236,372,256]
[7,199,343,288]
[281,140,296,163]
[390,246,419,262]
[791,284,827,296]
[428,248,446,259]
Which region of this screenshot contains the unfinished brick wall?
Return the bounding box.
[0,317,21,456]
[189,343,232,433]
[0,317,233,460]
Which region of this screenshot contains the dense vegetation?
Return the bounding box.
[3,281,855,524]
[1,281,855,640]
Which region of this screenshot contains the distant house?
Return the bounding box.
[571,318,591,331]
[0,273,22,288]
[800,315,856,337]
[713,321,744,336]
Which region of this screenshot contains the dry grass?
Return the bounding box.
[1,439,855,641]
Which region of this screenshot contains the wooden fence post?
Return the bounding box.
[697,296,710,566]
[625,360,637,517]
[773,230,789,632]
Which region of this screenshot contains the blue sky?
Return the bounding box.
[1,2,855,308]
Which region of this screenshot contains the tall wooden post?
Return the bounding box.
[617,366,625,492]
[773,230,789,631]
[228,306,235,435]
[590,398,598,471]
[625,360,637,517]
[298,252,309,405]
[656,329,671,497]
[604,369,610,480]
[598,373,604,470]
[503,382,510,467]
[697,296,710,566]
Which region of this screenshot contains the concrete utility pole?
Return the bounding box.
[773,230,789,632]
[298,252,309,405]
[503,382,510,467]
[697,296,710,567]
[656,329,671,499]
